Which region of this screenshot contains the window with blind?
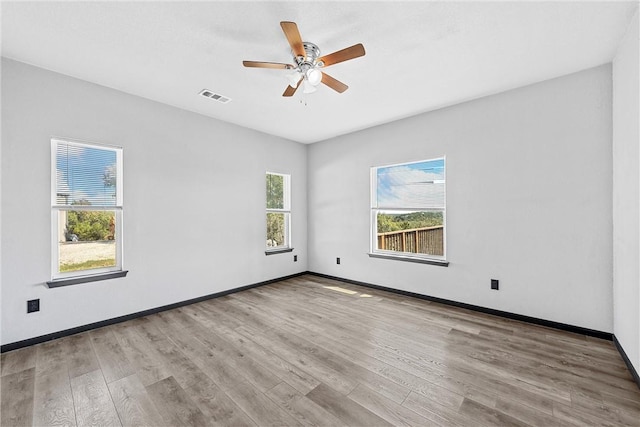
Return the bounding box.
[371,157,446,262]
[266,172,291,253]
[51,138,123,280]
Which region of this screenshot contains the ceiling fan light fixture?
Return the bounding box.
[302,80,317,94]
[287,71,302,88]
[306,68,322,86]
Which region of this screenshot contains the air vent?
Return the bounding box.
[199,89,231,104]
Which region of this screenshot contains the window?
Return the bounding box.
[371,157,447,264]
[266,172,291,253]
[51,138,124,282]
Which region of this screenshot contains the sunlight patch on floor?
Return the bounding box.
[323,285,372,298]
[323,285,358,295]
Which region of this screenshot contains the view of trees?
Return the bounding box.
[266,174,287,246]
[377,211,443,233]
[64,166,116,242]
[266,173,284,210]
[102,164,116,188]
[266,213,286,247]
[66,208,115,241]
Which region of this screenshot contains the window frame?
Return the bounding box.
[50,138,125,283]
[265,171,292,254]
[370,157,448,265]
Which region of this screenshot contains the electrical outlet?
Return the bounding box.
[27,299,40,313]
[294,255,297,262]
[491,279,499,290]
[336,257,341,265]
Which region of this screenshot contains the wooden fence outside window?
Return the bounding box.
[377,225,444,256]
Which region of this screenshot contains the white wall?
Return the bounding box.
[1,58,307,345]
[0,56,624,346]
[308,65,613,332]
[613,8,640,374]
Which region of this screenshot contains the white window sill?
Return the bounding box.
[368,252,449,267]
[47,270,128,288]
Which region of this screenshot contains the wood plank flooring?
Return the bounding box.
[1,274,639,426]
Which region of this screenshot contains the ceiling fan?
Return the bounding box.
[243,21,366,97]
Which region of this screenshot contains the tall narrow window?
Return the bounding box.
[51,139,123,280]
[371,157,446,262]
[266,172,291,253]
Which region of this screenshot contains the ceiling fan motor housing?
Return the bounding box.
[295,42,323,68]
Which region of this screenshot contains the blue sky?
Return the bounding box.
[56,143,117,206]
[376,158,445,209]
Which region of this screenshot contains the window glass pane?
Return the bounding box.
[57,210,116,273]
[56,142,118,207]
[266,173,284,209]
[266,212,287,248]
[376,211,444,256]
[376,159,445,209]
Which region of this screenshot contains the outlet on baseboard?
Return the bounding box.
[294,255,297,262]
[336,257,341,265]
[27,299,40,313]
[491,279,499,290]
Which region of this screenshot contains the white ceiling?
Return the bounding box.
[2,1,637,144]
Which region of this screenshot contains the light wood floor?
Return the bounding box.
[2,274,639,426]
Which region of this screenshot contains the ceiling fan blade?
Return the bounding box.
[280,21,305,57]
[243,61,294,70]
[318,43,365,67]
[283,78,303,97]
[321,72,348,93]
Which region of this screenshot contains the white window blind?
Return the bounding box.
[375,160,445,209]
[54,142,121,207]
